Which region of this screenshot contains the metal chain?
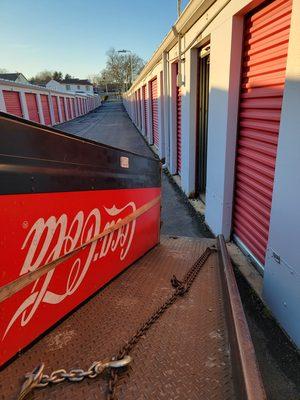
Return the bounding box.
[106,245,216,400]
[18,357,132,399]
[18,245,215,400]
[35,361,107,387]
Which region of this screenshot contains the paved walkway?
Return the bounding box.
[58,101,300,400]
[58,101,210,238]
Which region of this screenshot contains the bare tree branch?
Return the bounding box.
[98,48,145,92]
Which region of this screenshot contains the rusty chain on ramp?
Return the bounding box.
[18,245,216,400]
[106,244,216,400]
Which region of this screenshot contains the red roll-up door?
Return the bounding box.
[233,0,292,265]
[142,84,148,136]
[176,63,182,174]
[75,98,79,116]
[177,86,182,174]
[60,97,66,122]
[40,94,51,125]
[25,93,40,123]
[71,98,75,118]
[66,98,71,120]
[3,91,23,117]
[150,78,159,147]
[134,92,138,125]
[51,96,59,123]
[138,88,142,128]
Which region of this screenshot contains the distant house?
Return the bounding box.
[45,79,64,91]
[60,78,93,94]
[0,72,28,84]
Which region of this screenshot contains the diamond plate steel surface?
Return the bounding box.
[0,236,237,400]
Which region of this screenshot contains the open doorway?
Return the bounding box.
[196,44,210,203]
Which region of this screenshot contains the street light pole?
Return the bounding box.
[117,49,133,90]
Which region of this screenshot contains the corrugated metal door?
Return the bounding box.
[3,91,23,117]
[138,88,142,129]
[135,92,138,125]
[142,84,148,136]
[71,98,75,118]
[66,98,71,120]
[176,63,182,174]
[150,78,159,147]
[60,97,66,122]
[233,0,292,266]
[51,96,59,123]
[75,98,79,116]
[40,94,51,125]
[25,93,40,123]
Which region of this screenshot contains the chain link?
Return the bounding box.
[18,246,215,400]
[18,357,132,399]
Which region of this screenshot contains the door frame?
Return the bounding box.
[195,43,210,203]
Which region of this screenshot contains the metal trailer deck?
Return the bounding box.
[0,235,266,400]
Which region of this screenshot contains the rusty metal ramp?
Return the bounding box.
[0,236,265,400]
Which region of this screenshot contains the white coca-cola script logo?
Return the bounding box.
[3,202,136,339]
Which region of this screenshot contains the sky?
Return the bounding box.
[1,0,189,79]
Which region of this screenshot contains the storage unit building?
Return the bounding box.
[122,0,299,347]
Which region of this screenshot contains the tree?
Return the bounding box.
[29,70,53,84]
[0,68,8,73]
[99,48,145,92]
[52,71,63,81]
[29,70,68,84]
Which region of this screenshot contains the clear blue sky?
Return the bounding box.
[1,0,189,79]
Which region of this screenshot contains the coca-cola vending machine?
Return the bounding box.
[0,112,161,366]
